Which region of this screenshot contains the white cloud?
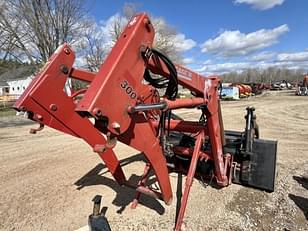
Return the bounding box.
[99,13,128,46]
[277,51,308,62]
[153,17,196,53]
[196,51,308,75]
[74,56,88,68]
[197,62,252,73]
[272,60,308,70]
[203,59,213,65]
[183,57,195,64]
[74,13,196,68]
[201,24,289,57]
[234,0,285,10]
[99,14,196,53]
[172,33,196,52]
[248,51,276,61]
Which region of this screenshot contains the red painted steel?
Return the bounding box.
[14,12,234,231]
[70,68,95,82]
[304,75,308,87]
[174,130,204,230]
[164,97,207,110]
[173,146,212,161]
[75,13,155,135]
[151,120,206,134]
[131,163,151,209]
[14,44,127,184]
[145,48,228,187]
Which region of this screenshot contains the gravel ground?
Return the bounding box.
[0,90,307,231]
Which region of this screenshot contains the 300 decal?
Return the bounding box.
[120,80,137,99]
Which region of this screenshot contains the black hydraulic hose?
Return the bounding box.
[143,48,178,100]
[167,110,171,136]
[152,49,178,100]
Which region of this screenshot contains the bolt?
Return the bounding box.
[93,144,106,153]
[64,48,70,55]
[60,64,69,74]
[112,122,120,130]
[127,106,135,114]
[50,104,57,111]
[93,108,102,117]
[36,114,43,120]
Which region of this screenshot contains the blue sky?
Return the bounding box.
[86,0,308,74]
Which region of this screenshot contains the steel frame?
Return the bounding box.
[15,13,234,230]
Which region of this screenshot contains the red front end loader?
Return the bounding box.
[14,13,277,230]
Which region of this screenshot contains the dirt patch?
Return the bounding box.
[0,91,307,230]
[227,163,308,231]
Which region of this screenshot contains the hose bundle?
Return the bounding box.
[143,48,178,100]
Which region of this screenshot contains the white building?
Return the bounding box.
[6,76,33,96]
[0,81,9,96]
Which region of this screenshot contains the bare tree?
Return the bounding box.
[77,19,109,72]
[108,3,183,63]
[222,67,307,84]
[0,0,87,63]
[1,1,186,74]
[79,3,183,72]
[109,3,139,42]
[151,17,183,62]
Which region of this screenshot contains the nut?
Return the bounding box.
[64,48,70,55]
[60,65,69,74]
[50,104,57,111]
[112,122,120,129]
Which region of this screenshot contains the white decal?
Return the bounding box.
[128,16,138,27]
[176,66,192,81]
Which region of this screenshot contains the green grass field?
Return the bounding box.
[0,107,16,117]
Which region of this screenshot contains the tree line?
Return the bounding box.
[221,67,306,84]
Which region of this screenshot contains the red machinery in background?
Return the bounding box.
[14,13,277,230]
[232,83,252,97]
[296,75,308,96]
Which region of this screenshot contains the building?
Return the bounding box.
[7,76,33,97]
[0,76,33,107]
[0,80,9,96]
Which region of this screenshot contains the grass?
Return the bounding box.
[0,107,16,117]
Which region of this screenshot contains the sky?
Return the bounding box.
[86,0,308,75]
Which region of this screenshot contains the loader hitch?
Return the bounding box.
[225,107,277,192]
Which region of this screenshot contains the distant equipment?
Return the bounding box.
[221,86,239,100]
[296,75,308,96]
